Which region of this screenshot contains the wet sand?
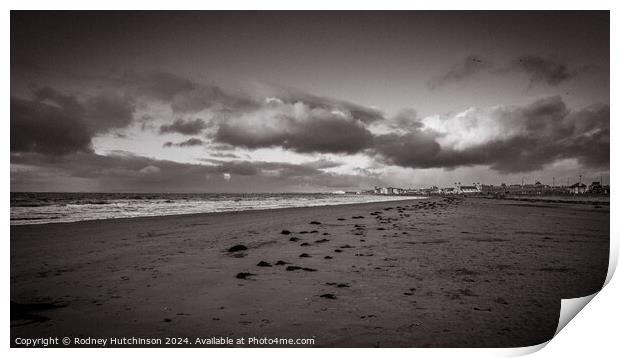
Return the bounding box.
[10,197,609,347]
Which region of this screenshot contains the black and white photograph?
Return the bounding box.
[9,8,613,350]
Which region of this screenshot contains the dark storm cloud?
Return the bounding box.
[210,91,607,171]
[119,70,259,114]
[11,87,135,155]
[273,90,385,124]
[200,85,385,155]
[159,118,207,135]
[428,55,493,89]
[122,71,382,123]
[512,56,581,86]
[11,152,321,182]
[171,86,260,114]
[12,152,215,191]
[214,111,374,154]
[373,131,445,168]
[84,94,136,132]
[119,71,384,122]
[430,55,591,89]
[120,71,199,102]
[162,138,205,148]
[11,152,374,192]
[140,77,386,154]
[372,97,609,173]
[374,134,555,173]
[555,102,610,169]
[11,97,93,155]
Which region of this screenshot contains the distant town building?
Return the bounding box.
[588,181,607,194]
[371,186,414,196]
[568,182,587,194]
[459,186,480,194]
[367,179,608,197]
[441,187,456,194]
[456,183,481,194]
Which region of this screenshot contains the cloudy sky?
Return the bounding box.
[11,11,609,192]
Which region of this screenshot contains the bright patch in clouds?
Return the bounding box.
[423,106,519,151]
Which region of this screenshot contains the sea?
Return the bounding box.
[10,192,424,225]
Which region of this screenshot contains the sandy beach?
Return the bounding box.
[10,197,609,347]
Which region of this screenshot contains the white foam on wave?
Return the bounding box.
[11,194,425,225]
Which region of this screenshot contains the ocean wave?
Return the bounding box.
[11,192,424,225]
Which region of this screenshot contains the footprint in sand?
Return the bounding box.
[325,283,349,288]
[473,307,492,312]
[227,244,248,252]
[11,301,67,324]
[235,272,255,279]
[286,265,316,272]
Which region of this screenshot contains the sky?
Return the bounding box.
[10,11,610,192]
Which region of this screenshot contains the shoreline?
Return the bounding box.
[10,197,426,227]
[11,193,610,227]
